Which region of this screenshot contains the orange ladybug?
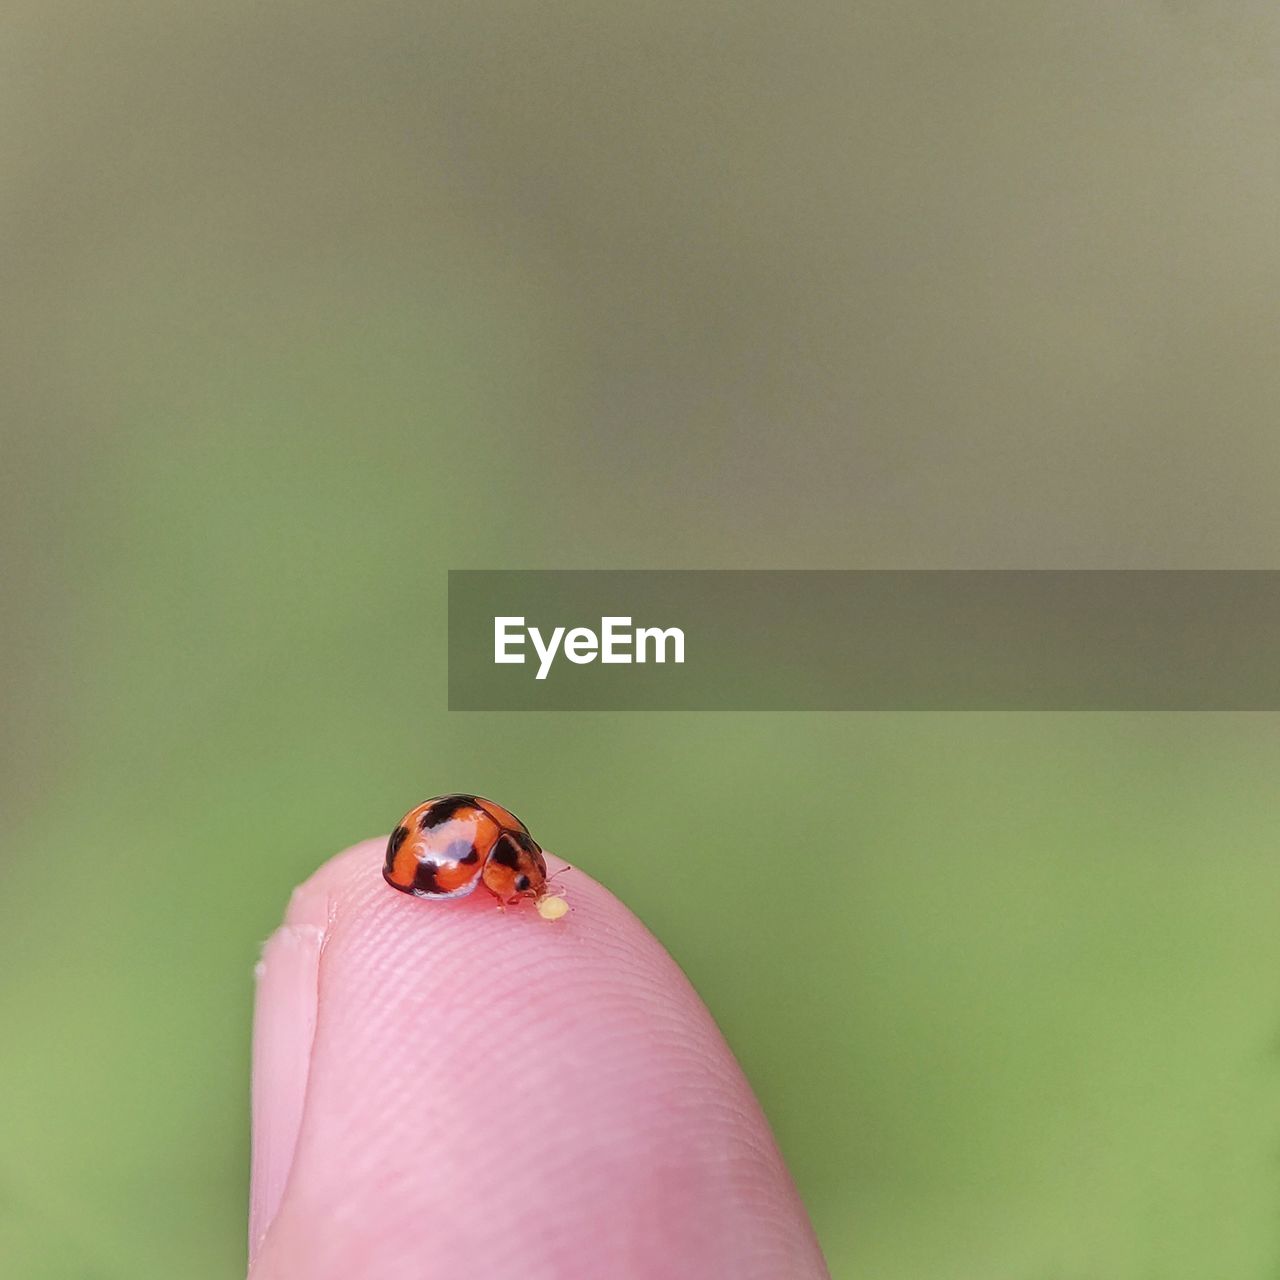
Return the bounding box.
[383,794,548,906]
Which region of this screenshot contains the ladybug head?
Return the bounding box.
[482,830,548,904]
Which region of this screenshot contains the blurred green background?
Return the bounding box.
[3,3,1279,1277]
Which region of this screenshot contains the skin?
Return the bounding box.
[249,838,830,1280]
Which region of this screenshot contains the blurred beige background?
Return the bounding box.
[2,3,1279,1277]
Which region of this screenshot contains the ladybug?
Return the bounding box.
[383,794,549,906]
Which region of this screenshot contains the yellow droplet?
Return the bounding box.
[537,894,570,921]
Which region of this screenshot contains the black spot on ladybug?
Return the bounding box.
[489,834,521,869]
[420,794,478,830]
[414,860,442,893]
[386,825,408,867]
[460,847,480,864]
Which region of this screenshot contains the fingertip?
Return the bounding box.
[249,837,828,1279]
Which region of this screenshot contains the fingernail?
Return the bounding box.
[248,891,327,1263]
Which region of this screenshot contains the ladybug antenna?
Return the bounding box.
[547,862,573,884]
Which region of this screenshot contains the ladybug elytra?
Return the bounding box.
[383,794,549,906]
